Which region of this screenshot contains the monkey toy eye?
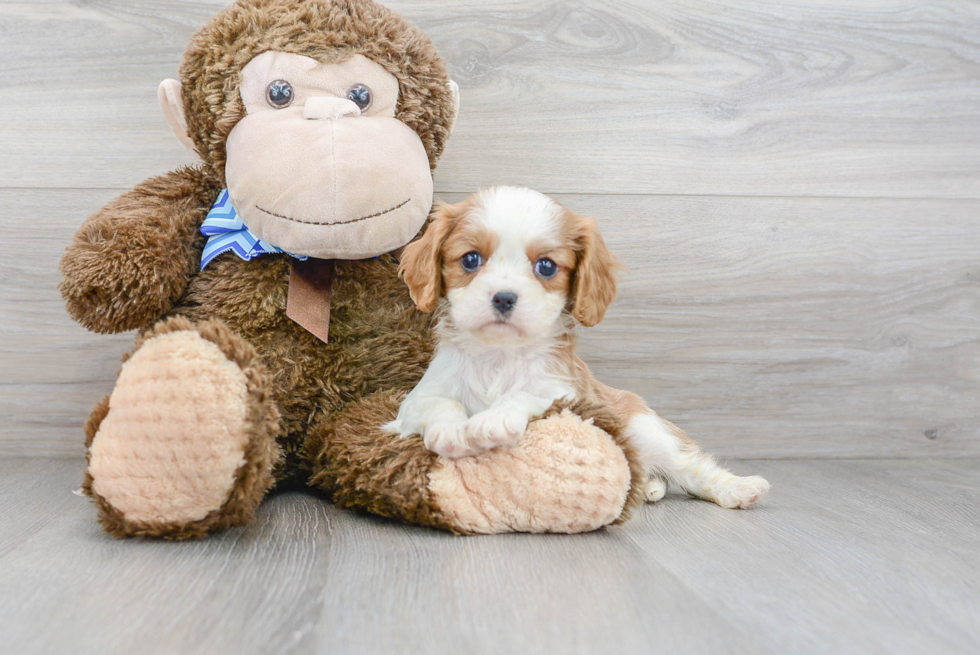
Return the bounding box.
[266,80,294,108]
[461,251,483,272]
[346,83,372,111]
[535,258,558,279]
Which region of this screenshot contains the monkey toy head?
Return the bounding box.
[158,0,459,259]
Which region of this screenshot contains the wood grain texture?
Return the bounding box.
[0,188,133,455]
[0,457,977,655]
[4,188,976,457]
[565,194,980,458]
[1,0,979,196]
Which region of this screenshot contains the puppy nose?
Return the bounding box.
[304,96,361,120]
[492,291,518,315]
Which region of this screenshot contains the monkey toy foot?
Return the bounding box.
[83,318,280,539]
[310,394,640,535]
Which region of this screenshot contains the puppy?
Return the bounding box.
[385,187,769,509]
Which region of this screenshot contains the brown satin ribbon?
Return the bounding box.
[286,258,335,343]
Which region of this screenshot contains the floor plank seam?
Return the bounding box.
[4,186,980,203]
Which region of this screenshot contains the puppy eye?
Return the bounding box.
[535,257,558,279]
[346,83,372,111]
[461,251,483,272]
[266,80,295,108]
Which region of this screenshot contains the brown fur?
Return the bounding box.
[303,390,462,533]
[525,240,576,295]
[440,216,500,290]
[587,379,693,445]
[180,253,437,473]
[83,396,111,450]
[540,340,696,450]
[560,208,623,327]
[180,0,456,181]
[399,199,472,312]
[59,167,220,334]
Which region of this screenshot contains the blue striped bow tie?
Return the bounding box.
[199,189,307,270]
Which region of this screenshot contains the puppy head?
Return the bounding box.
[400,187,620,346]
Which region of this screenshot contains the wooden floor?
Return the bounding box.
[1,457,978,655]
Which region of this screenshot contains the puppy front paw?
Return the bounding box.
[423,420,481,459]
[464,407,529,452]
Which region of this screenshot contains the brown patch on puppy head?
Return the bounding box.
[561,208,622,327]
[399,199,471,312]
[440,214,498,292]
[526,240,576,296]
[180,0,456,181]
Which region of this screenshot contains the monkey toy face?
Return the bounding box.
[224,52,433,259]
[157,0,459,261]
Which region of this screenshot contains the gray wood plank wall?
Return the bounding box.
[1,0,978,457]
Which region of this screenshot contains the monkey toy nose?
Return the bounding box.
[492,291,518,315]
[303,96,361,120]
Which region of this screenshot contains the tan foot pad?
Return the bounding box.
[428,410,632,534]
[88,330,251,526]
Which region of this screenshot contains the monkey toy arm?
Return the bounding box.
[60,167,219,334]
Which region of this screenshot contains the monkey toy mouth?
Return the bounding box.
[224,103,434,260]
[254,198,411,227]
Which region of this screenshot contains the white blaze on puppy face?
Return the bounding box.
[443,187,571,346]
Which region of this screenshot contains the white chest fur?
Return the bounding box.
[431,340,576,415]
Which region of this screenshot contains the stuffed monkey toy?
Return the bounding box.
[60,0,643,539]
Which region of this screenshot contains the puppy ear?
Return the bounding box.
[399,201,461,313]
[567,210,622,327]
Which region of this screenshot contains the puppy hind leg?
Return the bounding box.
[625,412,770,509]
[643,475,668,502]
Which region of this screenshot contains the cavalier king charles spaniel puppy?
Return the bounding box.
[385,187,769,509]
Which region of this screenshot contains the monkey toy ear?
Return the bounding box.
[447,80,460,135]
[157,79,197,154]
